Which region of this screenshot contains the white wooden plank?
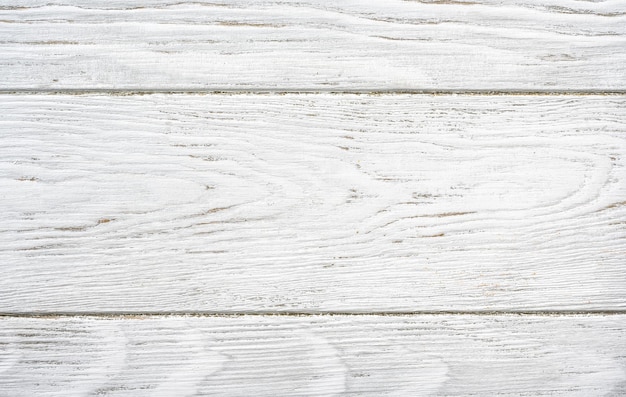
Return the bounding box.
[1,94,624,312]
[0,314,625,396]
[1,0,625,90]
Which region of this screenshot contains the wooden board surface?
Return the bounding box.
[2,2,625,394]
[1,93,624,313]
[1,0,625,90]
[1,314,625,396]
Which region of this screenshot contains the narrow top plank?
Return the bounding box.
[1,0,625,90]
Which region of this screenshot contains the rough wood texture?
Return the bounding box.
[1,94,624,312]
[1,314,625,396]
[1,0,625,90]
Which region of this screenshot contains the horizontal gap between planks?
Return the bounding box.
[1,311,626,319]
[1,89,626,96]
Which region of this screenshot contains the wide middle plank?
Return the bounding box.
[1,94,625,312]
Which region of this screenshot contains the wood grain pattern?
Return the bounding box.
[1,0,625,90]
[1,314,625,396]
[1,94,624,312]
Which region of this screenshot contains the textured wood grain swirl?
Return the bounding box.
[1,94,624,312]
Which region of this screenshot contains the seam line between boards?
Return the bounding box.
[1,89,626,96]
[1,311,626,318]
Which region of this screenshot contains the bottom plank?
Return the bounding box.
[0,315,625,396]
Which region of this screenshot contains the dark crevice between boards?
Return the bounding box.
[1,310,625,319]
[0,89,626,96]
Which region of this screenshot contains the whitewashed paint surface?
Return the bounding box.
[2,0,626,394]
[1,94,624,312]
[1,315,625,396]
[0,0,625,89]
